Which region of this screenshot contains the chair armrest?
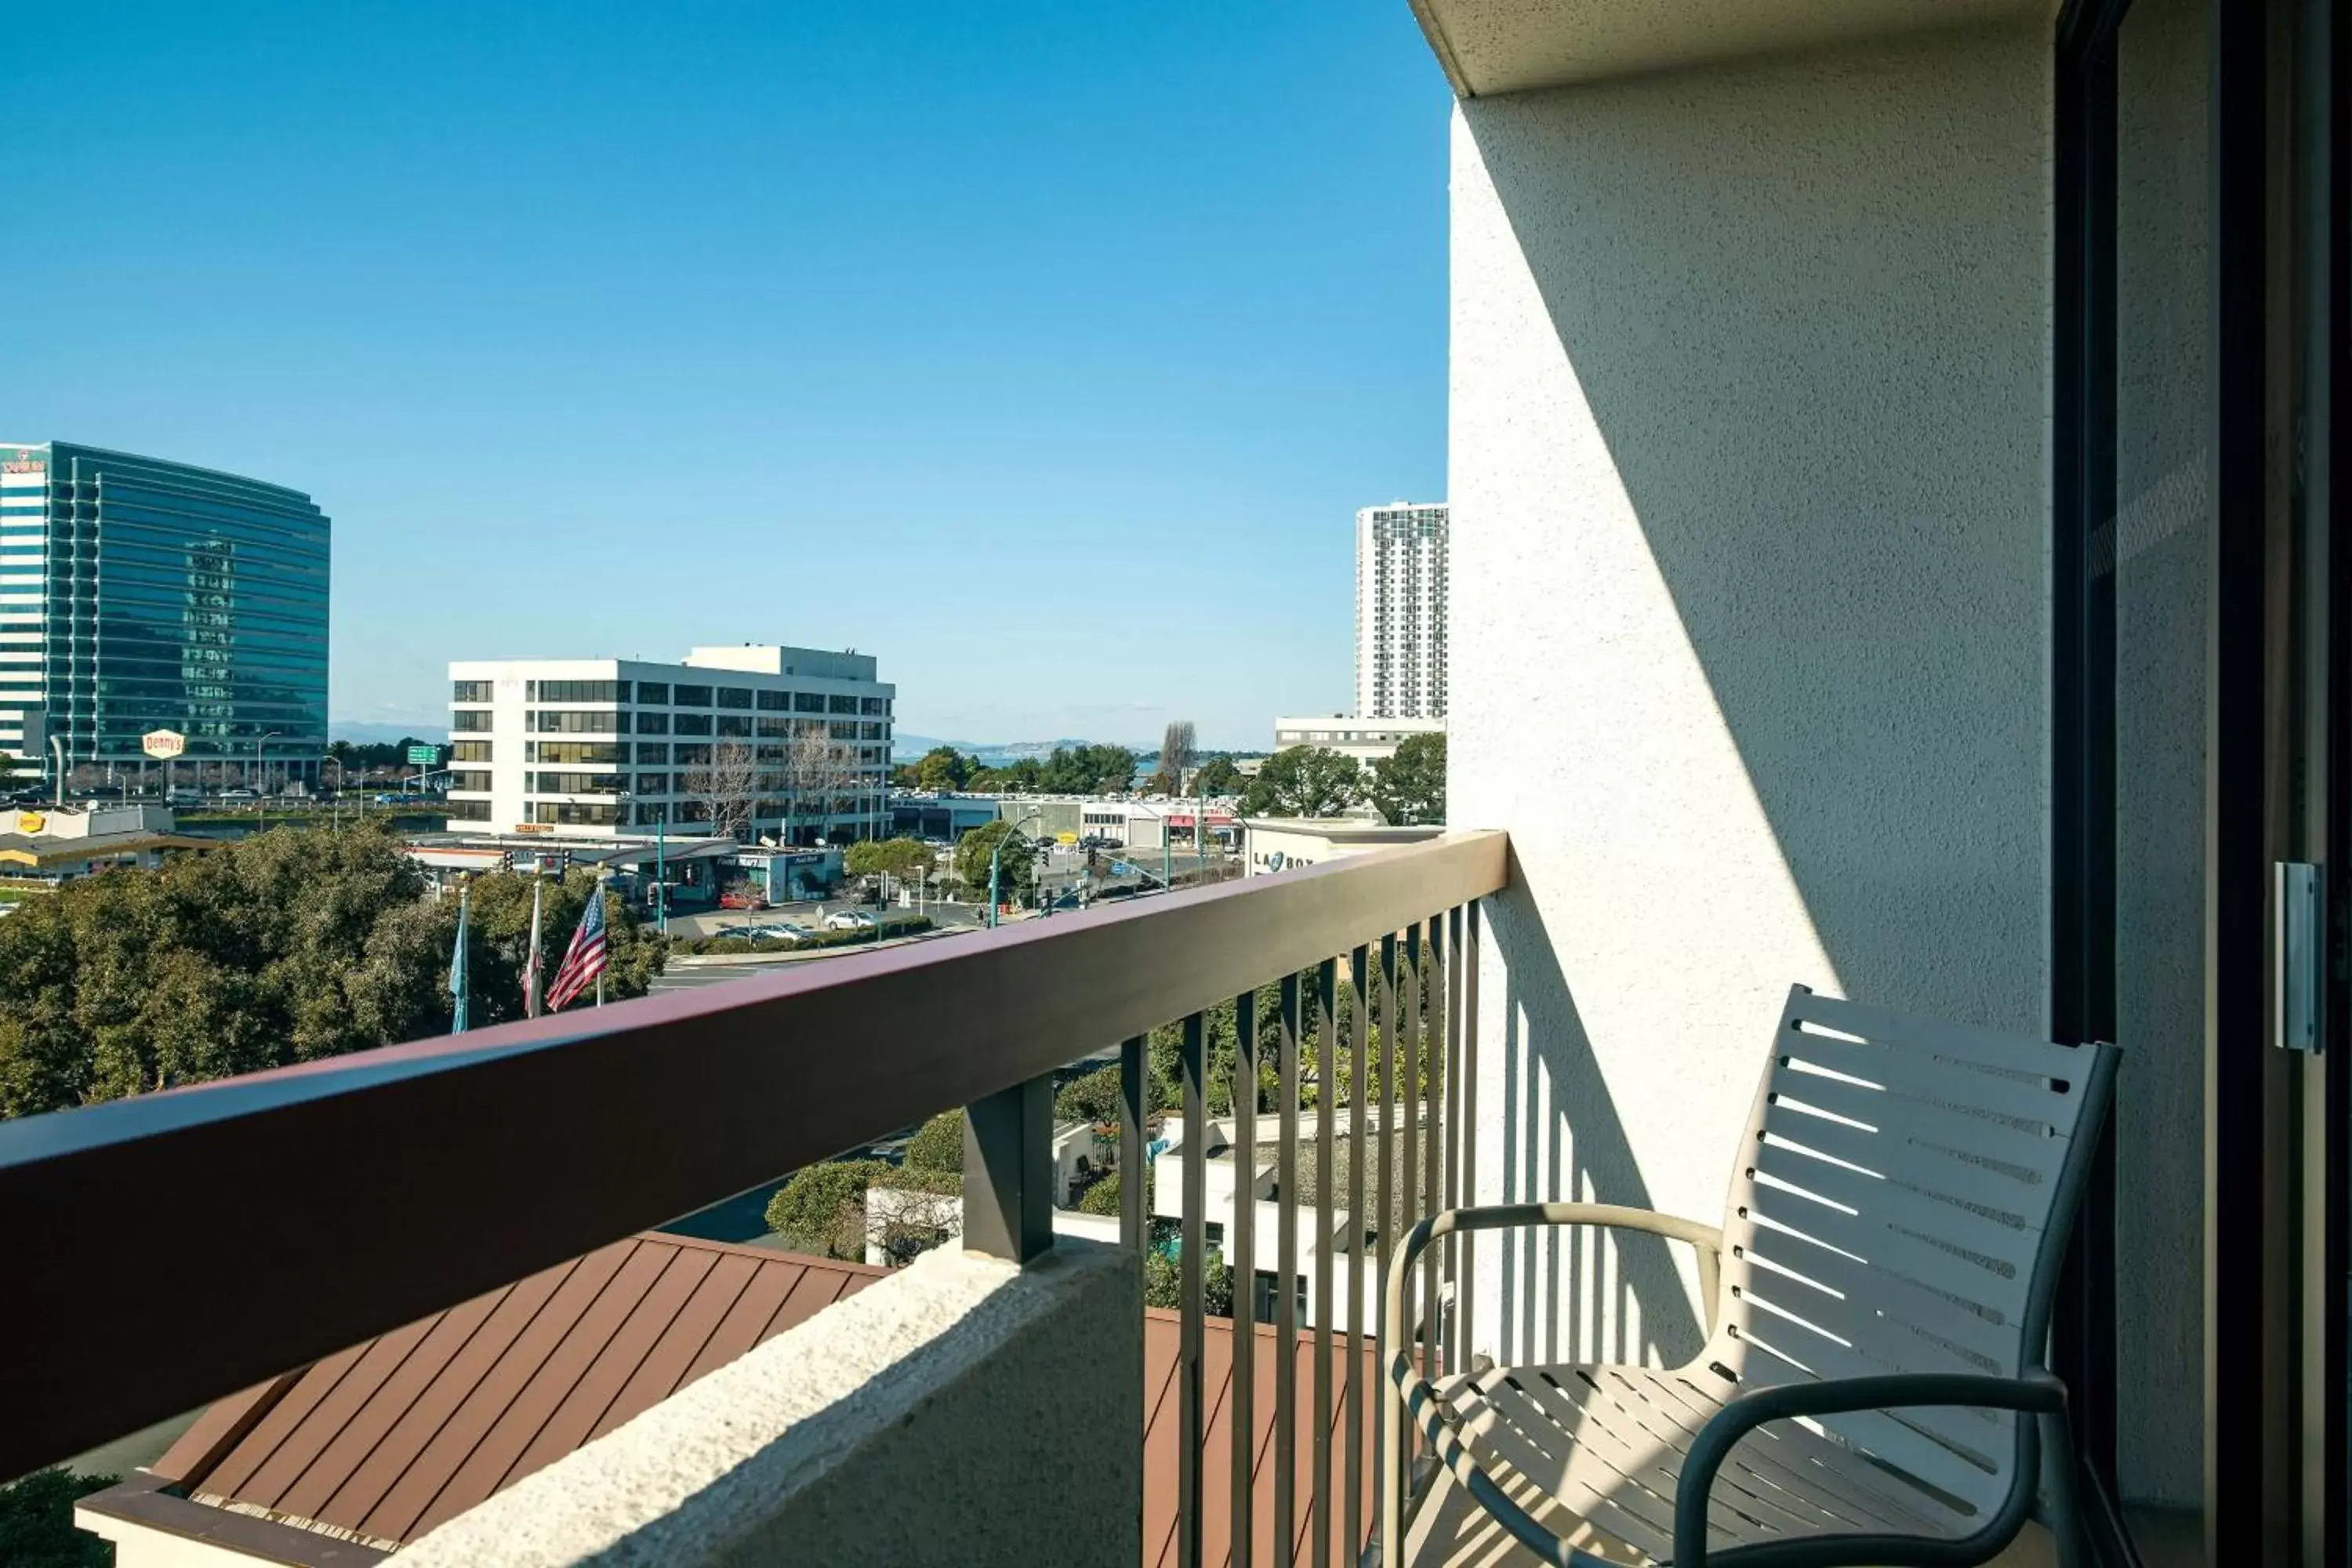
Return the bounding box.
[1381,1202,1724,1375]
[1671,1371,2069,1568]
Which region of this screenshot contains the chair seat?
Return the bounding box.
[1433,1360,1981,1566]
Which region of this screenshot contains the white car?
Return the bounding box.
[822,910,878,932]
[750,923,817,942]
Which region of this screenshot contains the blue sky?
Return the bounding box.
[0,2,1450,750]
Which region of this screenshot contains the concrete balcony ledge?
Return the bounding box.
[397,1237,1141,1568]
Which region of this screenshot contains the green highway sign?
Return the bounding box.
[407,745,441,765]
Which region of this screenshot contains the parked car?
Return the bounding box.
[822,909,877,931]
[748,923,817,942]
[718,887,768,911]
[217,789,257,802]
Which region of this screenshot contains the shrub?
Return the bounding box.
[864,1166,961,1265]
[1076,1163,1149,1217]
[0,1468,116,1567]
[867,1163,962,1196]
[904,1109,964,1173]
[763,1160,887,1260]
[1142,1247,1234,1318]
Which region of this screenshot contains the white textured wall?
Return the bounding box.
[1450,20,2054,1369]
[2111,0,2208,1512]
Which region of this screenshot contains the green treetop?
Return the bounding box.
[1238,745,1363,818]
[1368,732,1446,826]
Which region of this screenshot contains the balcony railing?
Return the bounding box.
[0,828,1506,1562]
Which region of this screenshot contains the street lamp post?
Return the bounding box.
[1127,802,1175,893]
[1194,774,1210,881]
[255,731,280,813]
[617,784,668,936]
[987,811,1044,929]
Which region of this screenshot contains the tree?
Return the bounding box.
[844,837,936,889]
[954,819,1039,903]
[0,1468,115,1567]
[1151,720,1197,796]
[1368,732,1446,826]
[0,830,666,1121]
[456,869,666,1018]
[682,740,758,842]
[1192,756,1242,797]
[1036,744,1137,796]
[1239,746,1363,818]
[967,757,1044,793]
[913,746,974,792]
[0,822,452,1116]
[1054,1063,1124,1125]
[776,724,862,847]
[904,1108,964,1172]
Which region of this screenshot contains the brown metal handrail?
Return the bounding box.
[0,830,1506,1483]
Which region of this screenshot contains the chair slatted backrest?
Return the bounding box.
[1711,986,2117,1526]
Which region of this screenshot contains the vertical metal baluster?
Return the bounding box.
[1119,1031,1151,1563]
[1392,926,1411,1382]
[1445,905,1464,1373]
[1120,1034,1147,1254]
[1345,944,1369,1563]
[1312,957,1338,1568]
[1276,973,1301,1564]
[1374,932,1398,1534]
[1461,905,1479,1370]
[1180,1011,1207,1568]
[1231,990,1258,1568]
[1398,924,1421,1509]
[1421,915,1444,1383]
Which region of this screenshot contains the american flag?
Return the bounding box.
[546,890,608,1011]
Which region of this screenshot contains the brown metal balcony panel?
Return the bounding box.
[123,1236,884,1554]
[0,829,1505,1479]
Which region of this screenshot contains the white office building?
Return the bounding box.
[1269,712,1443,765]
[1353,501,1447,719]
[445,645,893,843]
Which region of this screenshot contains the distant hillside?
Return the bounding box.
[332,720,448,745]
[892,735,1264,766]
[891,734,1127,764]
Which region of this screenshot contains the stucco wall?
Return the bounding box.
[2110,0,2209,1512]
[1450,20,2055,1368]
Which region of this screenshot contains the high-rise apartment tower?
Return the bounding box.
[1352,501,1448,719]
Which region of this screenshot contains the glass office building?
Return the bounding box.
[0,441,329,785]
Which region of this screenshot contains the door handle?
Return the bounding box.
[2274,861,2323,1053]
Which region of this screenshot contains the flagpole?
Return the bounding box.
[449,878,470,1035]
[595,870,608,1006]
[525,873,545,1018]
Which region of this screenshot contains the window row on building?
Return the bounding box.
[452,677,886,717]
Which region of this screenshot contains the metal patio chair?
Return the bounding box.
[1383,985,2118,1567]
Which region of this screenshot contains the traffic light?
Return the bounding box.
[554,848,573,880]
[498,849,516,873]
